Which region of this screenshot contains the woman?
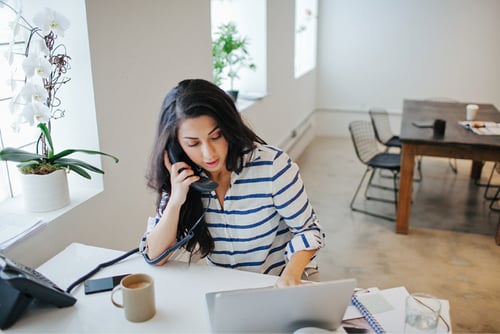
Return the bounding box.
[140,79,325,287]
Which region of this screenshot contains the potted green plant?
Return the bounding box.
[0,3,118,212]
[212,22,256,101]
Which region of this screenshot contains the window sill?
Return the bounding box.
[236,92,267,111]
[0,186,102,251]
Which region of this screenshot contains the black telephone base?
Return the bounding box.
[0,278,33,330]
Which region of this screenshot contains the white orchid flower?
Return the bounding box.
[19,82,48,103]
[33,7,70,36]
[10,114,27,133]
[23,101,51,125]
[30,38,49,56]
[22,51,51,78]
[16,103,34,126]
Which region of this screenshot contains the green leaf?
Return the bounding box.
[38,123,54,158]
[54,157,105,174]
[64,164,91,179]
[0,147,46,162]
[51,149,119,163]
[0,137,118,180]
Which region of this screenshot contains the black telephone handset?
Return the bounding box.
[0,254,76,329]
[167,140,218,193]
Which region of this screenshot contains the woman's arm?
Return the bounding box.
[144,151,200,265]
[275,249,317,287]
[269,148,325,284]
[144,199,183,265]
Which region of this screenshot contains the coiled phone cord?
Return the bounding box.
[141,207,206,265]
[65,197,210,294]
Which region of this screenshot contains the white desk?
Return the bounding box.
[5,243,278,333]
[3,243,452,333]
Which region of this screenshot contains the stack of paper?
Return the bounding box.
[458,121,500,135]
[0,217,46,251]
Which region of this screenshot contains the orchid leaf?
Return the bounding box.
[51,149,119,163]
[0,147,45,162]
[54,157,105,174]
[38,123,54,158]
[0,146,118,180]
[63,164,91,179]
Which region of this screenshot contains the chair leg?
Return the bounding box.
[391,156,422,182]
[366,169,398,202]
[414,156,423,182]
[448,158,458,174]
[350,168,371,211]
[483,163,499,199]
[350,167,397,221]
[364,168,376,199]
[489,186,500,212]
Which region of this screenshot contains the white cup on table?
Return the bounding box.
[466,104,479,121]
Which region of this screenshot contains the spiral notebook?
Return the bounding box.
[351,294,388,334]
[349,287,408,333]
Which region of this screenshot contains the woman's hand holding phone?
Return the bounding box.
[163,151,200,206]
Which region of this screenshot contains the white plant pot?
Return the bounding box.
[20,169,70,212]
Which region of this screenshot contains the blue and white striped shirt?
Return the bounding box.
[140,144,325,276]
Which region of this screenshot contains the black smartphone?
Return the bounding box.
[83,274,130,295]
[167,140,218,192]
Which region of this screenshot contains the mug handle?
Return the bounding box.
[111,285,124,308]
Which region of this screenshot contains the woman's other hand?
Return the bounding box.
[275,274,302,288]
[274,249,317,288]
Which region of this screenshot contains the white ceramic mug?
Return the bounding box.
[111,273,156,322]
[466,104,479,121]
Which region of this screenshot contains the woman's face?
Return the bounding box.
[177,115,229,175]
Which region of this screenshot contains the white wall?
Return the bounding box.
[6,0,318,266]
[316,0,500,136]
[244,0,317,150]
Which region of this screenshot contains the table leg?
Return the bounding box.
[496,216,500,246]
[396,144,416,234]
[470,161,484,180]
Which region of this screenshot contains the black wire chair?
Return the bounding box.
[369,108,422,181]
[369,108,402,150]
[348,120,400,221]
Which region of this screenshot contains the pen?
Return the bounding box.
[472,122,486,129]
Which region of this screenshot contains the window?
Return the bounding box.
[210,0,267,99]
[294,0,318,78]
[0,2,38,202]
[0,0,102,209]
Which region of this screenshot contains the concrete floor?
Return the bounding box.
[296,136,500,333]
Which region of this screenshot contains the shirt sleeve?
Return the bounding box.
[139,192,169,254]
[270,149,325,261]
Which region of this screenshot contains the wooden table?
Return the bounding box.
[396,99,500,235]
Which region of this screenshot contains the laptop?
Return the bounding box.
[206,278,356,333]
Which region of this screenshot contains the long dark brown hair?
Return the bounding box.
[146,79,266,257]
